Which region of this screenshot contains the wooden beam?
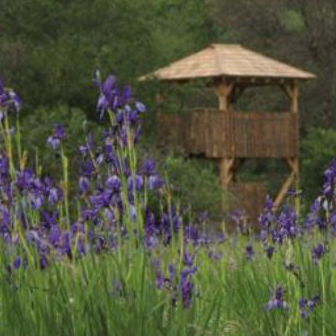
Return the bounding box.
[225,76,293,86]
[286,158,299,173]
[274,158,299,208]
[274,171,296,208]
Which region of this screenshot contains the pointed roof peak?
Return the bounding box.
[210,43,242,48]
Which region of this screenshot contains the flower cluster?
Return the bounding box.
[0,73,165,270]
[0,71,334,320]
[93,71,145,148]
[230,209,248,234]
[257,158,336,263]
[0,73,224,315]
[155,251,197,308]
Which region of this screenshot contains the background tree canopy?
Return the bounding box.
[1,0,335,209]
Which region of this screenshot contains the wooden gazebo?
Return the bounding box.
[140,44,315,218]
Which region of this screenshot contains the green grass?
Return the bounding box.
[1,229,335,336]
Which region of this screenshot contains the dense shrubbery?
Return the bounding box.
[301,128,336,202]
[1,74,336,336]
[161,155,227,217]
[21,105,103,180]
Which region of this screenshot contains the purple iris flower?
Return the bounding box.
[322,160,336,200]
[299,298,307,309]
[141,159,155,176]
[307,295,320,309]
[311,243,325,263]
[216,232,225,244]
[265,286,289,311]
[48,187,62,205]
[79,133,95,156]
[155,269,165,289]
[179,266,197,308]
[299,295,320,318]
[29,193,43,210]
[106,175,121,192]
[40,255,48,269]
[183,252,195,267]
[127,175,143,192]
[181,278,193,308]
[266,245,275,259]
[13,256,21,269]
[148,175,164,190]
[135,102,146,113]
[79,176,90,193]
[129,205,137,222]
[245,244,254,260]
[153,260,165,289]
[230,209,247,233]
[112,279,123,295]
[47,124,66,150]
[145,235,158,250]
[0,76,21,113]
[94,72,120,117]
[168,263,175,280]
[208,250,223,261]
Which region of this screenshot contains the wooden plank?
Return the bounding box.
[157,109,299,159]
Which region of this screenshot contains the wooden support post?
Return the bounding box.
[274,158,299,208]
[219,158,235,187]
[282,81,299,113]
[214,80,234,111]
[214,79,235,187]
[290,82,299,113]
[274,81,300,208]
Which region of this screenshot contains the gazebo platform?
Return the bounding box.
[140,44,315,225]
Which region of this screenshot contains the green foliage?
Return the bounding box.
[0,0,157,111]
[301,128,336,202]
[161,155,227,217]
[20,105,102,182]
[0,0,214,114]
[278,10,305,32]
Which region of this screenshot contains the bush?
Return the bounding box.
[161,155,228,218]
[301,128,336,202]
[20,105,103,181]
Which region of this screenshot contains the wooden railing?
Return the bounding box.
[157,109,298,159]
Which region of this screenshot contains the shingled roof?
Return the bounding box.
[140,44,315,82]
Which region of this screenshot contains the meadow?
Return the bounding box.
[0,72,335,336]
